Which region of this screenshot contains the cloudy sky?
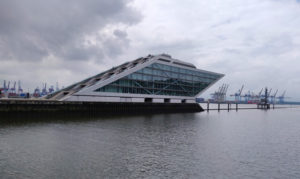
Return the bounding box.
[1,0,300,100]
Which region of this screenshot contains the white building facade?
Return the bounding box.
[46,54,224,103]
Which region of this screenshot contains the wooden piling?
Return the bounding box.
[207,101,209,111]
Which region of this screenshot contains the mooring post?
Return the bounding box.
[218,103,220,111]
[207,101,209,111]
[228,103,230,111]
[273,103,275,109]
[236,103,238,111]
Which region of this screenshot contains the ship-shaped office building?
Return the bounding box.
[46,54,224,103]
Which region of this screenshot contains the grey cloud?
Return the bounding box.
[128,0,300,99]
[103,33,130,58]
[250,35,294,57]
[114,29,128,38]
[224,48,242,54]
[148,39,200,55]
[0,0,141,62]
[210,17,241,29]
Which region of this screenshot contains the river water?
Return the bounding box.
[1,106,300,178]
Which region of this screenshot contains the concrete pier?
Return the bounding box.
[0,99,204,115]
[257,103,270,109]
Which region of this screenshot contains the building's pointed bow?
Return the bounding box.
[47,54,224,103]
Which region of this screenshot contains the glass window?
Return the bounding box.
[94,63,220,96]
[180,68,185,74]
[187,75,193,81]
[137,73,143,81]
[187,70,193,75]
[165,71,172,77]
[172,66,179,73]
[153,69,159,76]
[155,63,163,70]
[153,76,159,82]
[144,68,152,74]
[171,72,178,78]
[106,85,118,92]
[157,70,164,76]
[132,73,138,80]
[164,65,171,71]
[179,74,185,80]
[137,69,143,73]
[143,74,152,81]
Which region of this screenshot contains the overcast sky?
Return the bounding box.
[1,0,300,100]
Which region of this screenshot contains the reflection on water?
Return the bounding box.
[1,108,300,178]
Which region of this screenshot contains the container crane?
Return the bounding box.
[48,85,55,94]
[9,81,16,93]
[7,81,10,92]
[3,80,7,91]
[230,85,244,102]
[276,90,290,104]
[0,80,5,97]
[210,84,229,102]
[41,83,48,96]
[262,88,272,99]
[252,88,264,103]
[17,80,23,94]
[270,89,278,104]
[56,82,59,91]
[8,81,17,97]
[258,88,263,98]
[33,87,41,97]
[241,90,252,103]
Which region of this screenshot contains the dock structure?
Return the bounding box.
[257,88,271,110]
[206,102,240,111]
[0,99,204,115]
[204,101,275,111]
[257,103,270,109]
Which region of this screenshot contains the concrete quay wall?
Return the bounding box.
[0,99,204,115]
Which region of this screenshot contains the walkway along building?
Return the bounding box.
[46,54,224,104]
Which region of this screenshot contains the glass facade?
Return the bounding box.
[95,63,222,97]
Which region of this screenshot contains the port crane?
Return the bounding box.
[41,83,48,96]
[258,88,264,98]
[210,84,229,102]
[11,81,16,93]
[7,81,10,92]
[33,87,41,97]
[241,90,252,103]
[56,82,59,91]
[251,88,264,103]
[2,80,60,98]
[17,80,23,94]
[49,85,55,94]
[276,90,290,104]
[3,80,7,92]
[230,85,244,102]
[270,89,278,104]
[261,88,272,99]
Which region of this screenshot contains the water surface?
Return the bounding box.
[1,108,300,178]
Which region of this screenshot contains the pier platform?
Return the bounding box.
[0,99,204,115]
